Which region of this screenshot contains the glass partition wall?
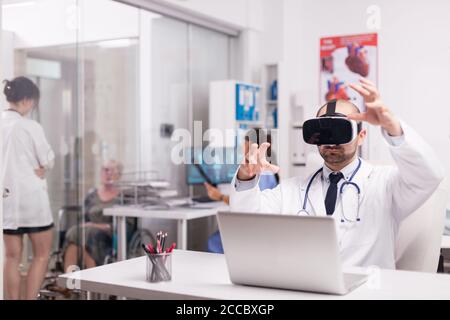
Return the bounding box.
[18,40,140,266]
[2,0,236,298]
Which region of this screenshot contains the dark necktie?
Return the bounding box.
[325,172,344,216]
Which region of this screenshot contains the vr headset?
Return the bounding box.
[302,99,362,146]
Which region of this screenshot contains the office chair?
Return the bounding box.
[395,178,448,273]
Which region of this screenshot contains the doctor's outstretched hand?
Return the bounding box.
[348,78,403,137]
[237,142,280,181]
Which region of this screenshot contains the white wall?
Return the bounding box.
[2,0,139,48]
[261,0,283,64]
[280,0,450,188]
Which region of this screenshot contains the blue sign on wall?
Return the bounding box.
[236,83,260,122]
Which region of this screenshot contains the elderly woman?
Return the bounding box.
[63,160,123,271]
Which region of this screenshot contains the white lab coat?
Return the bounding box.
[2,110,55,230]
[230,122,444,269]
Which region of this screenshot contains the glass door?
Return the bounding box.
[1,1,239,289]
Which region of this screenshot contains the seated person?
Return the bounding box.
[63,160,123,271]
[230,79,444,269]
[206,129,279,254]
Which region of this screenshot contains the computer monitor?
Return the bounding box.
[186,148,240,186]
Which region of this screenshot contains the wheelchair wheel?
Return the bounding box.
[127,229,155,259]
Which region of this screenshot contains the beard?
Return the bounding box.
[319,145,357,165]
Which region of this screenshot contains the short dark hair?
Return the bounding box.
[3,76,40,104]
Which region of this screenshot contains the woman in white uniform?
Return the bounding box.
[2,77,55,300]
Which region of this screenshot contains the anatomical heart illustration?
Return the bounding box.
[320,33,378,109]
[345,43,369,77]
[325,77,349,101]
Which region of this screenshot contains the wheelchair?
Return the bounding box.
[38,206,155,300]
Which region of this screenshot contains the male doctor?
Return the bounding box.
[230,78,444,269]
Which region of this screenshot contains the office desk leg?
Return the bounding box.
[117,216,127,261]
[438,250,444,273]
[177,219,188,250]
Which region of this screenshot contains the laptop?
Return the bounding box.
[217,212,368,295]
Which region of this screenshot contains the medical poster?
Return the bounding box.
[235,83,261,122]
[320,33,378,111]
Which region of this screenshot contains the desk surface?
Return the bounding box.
[442,235,450,249]
[59,250,450,300]
[104,202,227,220]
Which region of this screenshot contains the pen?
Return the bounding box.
[147,243,155,254]
[157,239,162,254]
[162,233,168,251]
[149,231,173,254]
[142,244,152,256]
[166,243,176,253]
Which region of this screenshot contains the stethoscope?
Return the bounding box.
[298,158,362,223]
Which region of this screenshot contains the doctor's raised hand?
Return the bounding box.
[348,78,403,137]
[237,142,280,181]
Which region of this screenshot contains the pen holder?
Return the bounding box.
[146,253,172,283]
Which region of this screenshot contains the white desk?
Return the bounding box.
[104,203,227,260]
[442,235,450,249]
[58,250,450,300]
